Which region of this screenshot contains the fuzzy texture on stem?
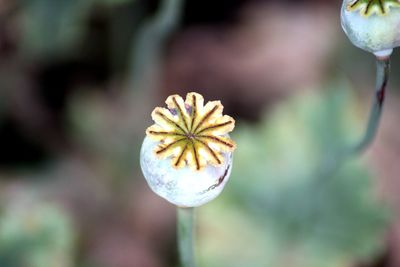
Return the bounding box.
[177,207,196,267]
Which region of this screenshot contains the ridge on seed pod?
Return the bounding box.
[140,92,236,207]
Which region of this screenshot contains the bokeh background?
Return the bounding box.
[1,0,400,266]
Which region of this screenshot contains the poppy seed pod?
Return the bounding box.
[140,92,236,207]
[341,0,400,57]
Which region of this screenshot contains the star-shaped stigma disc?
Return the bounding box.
[146,92,236,171]
[347,0,400,16]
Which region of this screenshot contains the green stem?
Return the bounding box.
[310,56,391,215]
[352,57,390,154]
[177,207,196,267]
[128,0,184,94]
[315,56,390,181]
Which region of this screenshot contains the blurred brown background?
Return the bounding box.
[1,0,400,266]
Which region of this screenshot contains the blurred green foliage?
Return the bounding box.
[19,0,137,59]
[20,0,92,58]
[199,85,388,267]
[97,0,136,5]
[0,201,75,267]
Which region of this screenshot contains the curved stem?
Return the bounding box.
[314,56,390,182]
[128,0,184,95]
[352,57,390,154]
[177,207,196,267]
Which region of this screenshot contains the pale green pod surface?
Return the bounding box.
[341,0,400,57]
[140,136,233,207]
[140,92,236,207]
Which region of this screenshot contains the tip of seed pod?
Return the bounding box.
[145,92,236,171]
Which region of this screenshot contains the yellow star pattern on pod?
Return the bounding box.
[146,92,236,171]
